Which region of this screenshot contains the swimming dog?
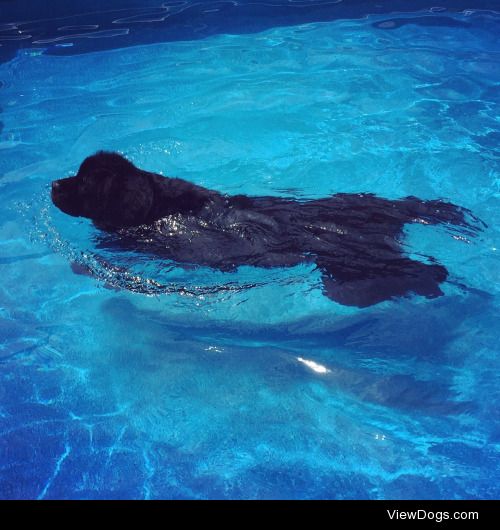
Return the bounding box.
[52,151,481,307]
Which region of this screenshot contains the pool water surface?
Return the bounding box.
[0,1,499,499]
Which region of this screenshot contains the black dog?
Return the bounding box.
[52,151,482,307]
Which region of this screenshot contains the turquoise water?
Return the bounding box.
[1,7,500,499]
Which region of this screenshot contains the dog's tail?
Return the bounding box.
[400,196,487,234]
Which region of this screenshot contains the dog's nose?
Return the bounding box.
[51,181,62,201]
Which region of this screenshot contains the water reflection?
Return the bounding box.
[1,0,495,63]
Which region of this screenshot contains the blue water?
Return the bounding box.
[1,1,500,499]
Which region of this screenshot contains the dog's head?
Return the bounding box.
[51,152,154,229]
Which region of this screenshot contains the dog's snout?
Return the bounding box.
[51,181,60,199]
[51,176,82,217]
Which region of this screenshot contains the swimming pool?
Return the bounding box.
[0,1,499,499]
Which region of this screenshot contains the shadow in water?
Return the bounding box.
[99,289,496,415]
[100,289,495,361]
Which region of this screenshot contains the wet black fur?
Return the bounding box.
[52,151,482,307]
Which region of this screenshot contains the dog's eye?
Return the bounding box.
[79,177,97,195]
[81,169,106,186]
